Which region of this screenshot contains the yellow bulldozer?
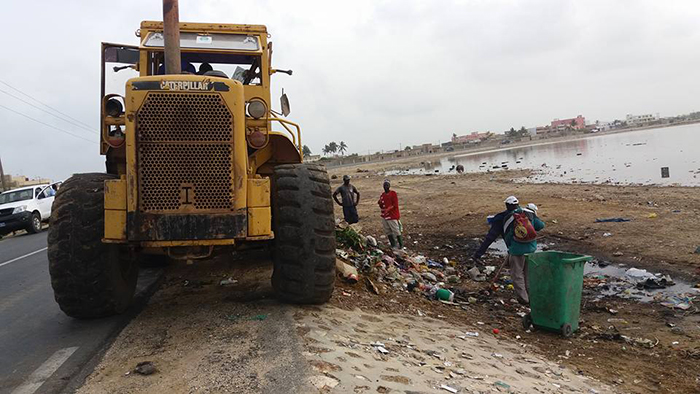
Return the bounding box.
[47,16,336,318]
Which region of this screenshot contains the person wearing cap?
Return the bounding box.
[333,175,360,224]
[378,179,403,249]
[473,196,544,305]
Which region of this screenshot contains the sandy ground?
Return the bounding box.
[77,252,315,394]
[325,166,700,393]
[77,251,613,394]
[331,169,700,278]
[77,163,700,394]
[298,306,611,393]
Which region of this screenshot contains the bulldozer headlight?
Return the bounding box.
[247,100,267,119]
[105,98,124,117]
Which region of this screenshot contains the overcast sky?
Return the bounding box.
[1,0,699,181]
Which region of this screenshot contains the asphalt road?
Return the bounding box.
[0,231,160,394]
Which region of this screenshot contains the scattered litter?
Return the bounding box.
[492,328,500,335]
[249,314,268,321]
[465,331,479,337]
[621,335,659,348]
[440,384,458,393]
[603,232,613,237]
[647,213,658,219]
[660,295,694,310]
[467,267,485,281]
[436,288,455,302]
[595,217,631,223]
[218,277,238,286]
[625,268,656,281]
[365,278,380,295]
[366,235,378,246]
[134,361,156,375]
[336,258,359,283]
[494,381,511,390]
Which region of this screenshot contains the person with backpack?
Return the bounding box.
[472,196,545,305]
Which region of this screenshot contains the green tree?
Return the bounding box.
[322,145,330,156]
[328,141,338,154]
[338,141,348,155]
[302,145,312,157]
[506,127,517,138]
[518,126,529,137]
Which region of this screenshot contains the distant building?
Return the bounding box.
[626,113,659,126]
[451,132,491,144]
[0,175,52,191]
[304,154,322,162]
[412,143,441,154]
[535,126,551,135]
[592,120,614,132]
[551,115,585,130]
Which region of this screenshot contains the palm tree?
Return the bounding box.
[302,145,312,157]
[322,145,329,156]
[338,141,347,155]
[328,141,338,155]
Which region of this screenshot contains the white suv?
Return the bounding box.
[0,182,62,237]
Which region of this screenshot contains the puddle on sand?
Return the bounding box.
[584,262,698,303]
[485,239,698,304]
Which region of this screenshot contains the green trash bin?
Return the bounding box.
[522,251,592,337]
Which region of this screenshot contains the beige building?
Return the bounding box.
[1,175,52,191]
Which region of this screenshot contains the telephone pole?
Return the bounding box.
[0,156,6,192]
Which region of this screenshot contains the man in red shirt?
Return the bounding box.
[377,179,403,249]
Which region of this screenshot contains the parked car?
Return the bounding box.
[0,182,62,237]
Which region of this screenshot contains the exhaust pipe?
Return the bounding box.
[162,0,181,74]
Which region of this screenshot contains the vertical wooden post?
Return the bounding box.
[163,0,181,74]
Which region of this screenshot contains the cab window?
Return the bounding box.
[150,52,263,86]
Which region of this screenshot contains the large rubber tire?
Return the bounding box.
[48,173,139,318]
[26,211,42,233]
[271,164,336,304]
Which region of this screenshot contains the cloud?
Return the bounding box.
[1,0,699,180]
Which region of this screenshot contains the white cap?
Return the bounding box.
[504,196,519,205]
[527,203,538,211]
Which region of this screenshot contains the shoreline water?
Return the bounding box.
[326,120,700,173]
[376,122,700,187]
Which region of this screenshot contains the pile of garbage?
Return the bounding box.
[335,224,509,306]
[584,263,698,311]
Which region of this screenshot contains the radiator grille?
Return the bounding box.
[138,93,232,142]
[136,92,234,212]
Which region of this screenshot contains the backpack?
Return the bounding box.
[504,210,537,243]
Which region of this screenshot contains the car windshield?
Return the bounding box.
[0,189,34,204]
